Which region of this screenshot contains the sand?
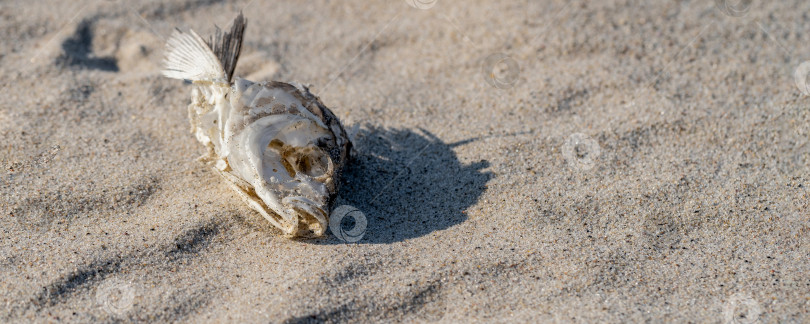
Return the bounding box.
[1,0,808,322]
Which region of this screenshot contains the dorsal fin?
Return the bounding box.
[162,28,225,81]
[206,13,247,83]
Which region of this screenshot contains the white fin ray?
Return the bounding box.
[162,29,225,81]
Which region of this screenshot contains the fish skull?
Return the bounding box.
[163,14,351,238]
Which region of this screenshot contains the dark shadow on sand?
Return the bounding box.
[314,126,493,244]
[57,18,119,72]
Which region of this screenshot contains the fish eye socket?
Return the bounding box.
[274,142,332,179]
[295,147,331,178]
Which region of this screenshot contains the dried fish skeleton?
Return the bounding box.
[162,14,351,237]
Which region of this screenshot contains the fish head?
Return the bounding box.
[223,79,351,237]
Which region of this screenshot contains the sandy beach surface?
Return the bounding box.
[1,0,808,322]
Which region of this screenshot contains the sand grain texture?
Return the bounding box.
[1,0,808,323]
